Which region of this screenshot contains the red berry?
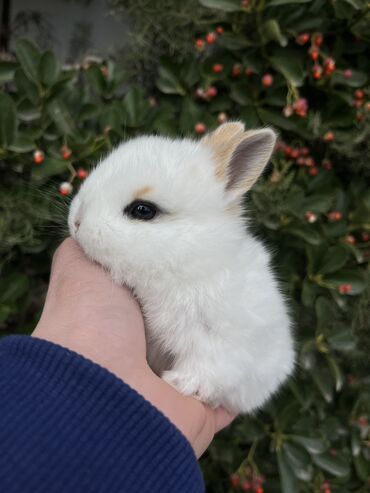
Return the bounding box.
[344,69,353,79]
[195,38,205,50]
[305,157,315,167]
[60,145,72,160]
[353,99,363,108]
[300,147,310,156]
[216,26,224,35]
[362,232,370,242]
[357,416,369,427]
[206,32,217,45]
[345,235,356,245]
[313,32,324,46]
[356,112,365,122]
[355,89,365,99]
[230,473,240,488]
[312,64,323,79]
[194,122,206,134]
[328,211,342,221]
[262,74,274,88]
[212,63,224,73]
[232,63,242,77]
[297,157,306,166]
[59,182,73,197]
[195,87,206,99]
[241,0,249,7]
[323,131,335,142]
[321,480,330,490]
[324,489,331,493]
[241,481,252,491]
[296,33,310,45]
[283,105,293,117]
[309,47,319,61]
[323,57,335,75]
[217,112,228,124]
[305,211,318,223]
[33,149,45,165]
[292,97,308,117]
[77,168,88,180]
[255,488,264,493]
[245,67,254,77]
[308,166,319,176]
[322,159,333,170]
[206,86,218,98]
[290,149,299,159]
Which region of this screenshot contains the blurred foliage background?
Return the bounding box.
[0,0,370,492]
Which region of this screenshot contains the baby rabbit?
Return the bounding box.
[68,122,295,414]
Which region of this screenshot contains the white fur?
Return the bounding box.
[68,129,295,413]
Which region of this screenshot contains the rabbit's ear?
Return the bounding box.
[202,123,276,201]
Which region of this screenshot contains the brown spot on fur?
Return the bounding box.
[133,186,153,199]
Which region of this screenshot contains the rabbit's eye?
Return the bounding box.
[125,200,158,221]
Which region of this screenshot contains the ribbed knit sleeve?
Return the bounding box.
[0,336,204,493]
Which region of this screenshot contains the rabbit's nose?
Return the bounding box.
[74,220,81,233]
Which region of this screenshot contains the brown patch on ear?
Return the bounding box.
[201,122,245,181]
[133,186,153,199]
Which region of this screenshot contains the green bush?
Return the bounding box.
[1,0,370,491]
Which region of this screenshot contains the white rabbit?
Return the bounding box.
[68,122,295,414]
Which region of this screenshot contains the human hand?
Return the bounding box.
[33,238,234,457]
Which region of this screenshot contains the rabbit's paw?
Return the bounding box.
[162,366,218,406]
[162,367,203,399]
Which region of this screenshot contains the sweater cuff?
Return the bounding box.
[0,335,204,493]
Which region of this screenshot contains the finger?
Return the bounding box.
[213,407,236,432]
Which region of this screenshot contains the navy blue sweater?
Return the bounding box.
[0,336,204,492]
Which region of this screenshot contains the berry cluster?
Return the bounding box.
[32,146,88,197]
[230,470,265,492]
[195,86,218,101]
[353,88,370,122]
[283,97,309,118]
[277,141,334,176]
[194,26,225,51]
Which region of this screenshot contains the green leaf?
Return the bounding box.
[269,50,304,87]
[0,273,30,304]
[262,20,288,47]
[277,449,297,493]
[0,93,16,147]
[157,64,186,95]
[267,0,310,5]
[17,99,41,122]
[230,82,253,105]
[0,61,17,83]
[218,33,251,50]
[14,68,39,104]
[327,329,356,352]
[15,38,41,84]
[312,451,350,478]
[323,270,367,295]
[283,442,313,481]
[39,51,60,87]
[78,103,100,121]
[86,64,106,94]
[311,367,334,403]
[8,135,35,153]
[317,245,349,275]
[31,157,68,183]
[315,296,335,330]
[47,99,75,135]
[326,354,344,392]
[122,87,150,127]
[332,70,368,88]
[289,435,327,454]
[198,0,241,11]
[258,108,310,138]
